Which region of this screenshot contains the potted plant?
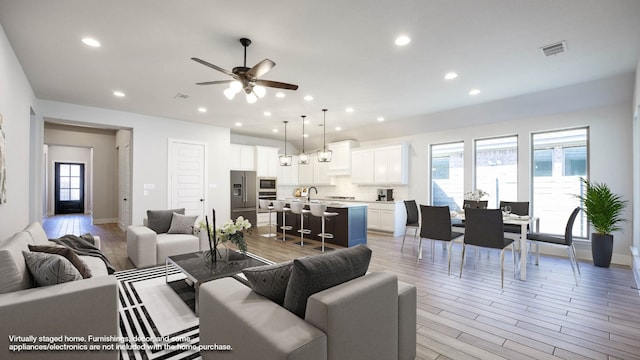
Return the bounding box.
[576,178,627,268]
[198,213,251,262]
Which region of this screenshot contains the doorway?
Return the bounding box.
[54,162,85,214]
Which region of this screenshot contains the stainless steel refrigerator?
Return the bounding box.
[230,170,257,226]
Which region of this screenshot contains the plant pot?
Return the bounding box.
[591,233,613,268]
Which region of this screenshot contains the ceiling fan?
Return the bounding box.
[191,38,298,103]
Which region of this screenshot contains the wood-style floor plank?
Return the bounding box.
[42,215,640,360]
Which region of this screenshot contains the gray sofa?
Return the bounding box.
[199,271,417,360]
[0,222,118,360]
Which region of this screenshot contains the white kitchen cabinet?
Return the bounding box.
[255,146,279,178]
[328,140,358,176]
[351,148,375,184]
[367,201,405,236]
[230,144,255,171]
[278,155,299,185]
[297,154,334,185]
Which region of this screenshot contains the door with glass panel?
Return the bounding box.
[54,162,84,214]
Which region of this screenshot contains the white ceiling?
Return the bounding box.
[1,0,639,150]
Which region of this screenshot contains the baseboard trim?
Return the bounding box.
[93,217,118,225]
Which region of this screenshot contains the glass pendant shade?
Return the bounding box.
[223,87,236,100]
[246,92,257,104]
[317,109,332,162]
[280,120,291,166]
[299,115,309,164]
[253,85,266,98]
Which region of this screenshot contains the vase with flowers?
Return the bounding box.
[198,209,251,263]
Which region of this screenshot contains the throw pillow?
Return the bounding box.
[242,261,293,305]
[283,245,372,318]
[22,251,82,287]
[147,208,185,234]
[28,245,92,278]
[167,212,198,235]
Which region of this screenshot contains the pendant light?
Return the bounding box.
[317,109,332,162]
[299,115,309,164]
[279,121,292,166]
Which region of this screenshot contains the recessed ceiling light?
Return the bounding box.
[272,129,279,133]
[304,119,311,125]
[304,95,314,101]
[264,111,272,117]
[198,107,207,113]
[345,107,354,113]
[235,122,242,127]
[377,117,385,122]
[82,37,101,47]
[303,133,309,138]
[335,126,342,131]
[275,92,286,98]
[469,89,481,96]
[444,72,458,80]
[113,91,125,97]
[395,35,411,46]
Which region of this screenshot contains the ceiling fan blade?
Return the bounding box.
[246,59,276,79]
[191,57,234,77]
[196,80,234,85]
[255,79,299,90]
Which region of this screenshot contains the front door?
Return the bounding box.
[54,162,85,214]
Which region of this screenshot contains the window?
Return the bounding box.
[430,142,464,210]
[533,149,553,177]
[474,136,518,209]
[531,128,588,237]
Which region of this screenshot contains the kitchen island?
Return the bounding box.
[276,201,368,248]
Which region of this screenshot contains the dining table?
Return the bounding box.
[453,212,538,281]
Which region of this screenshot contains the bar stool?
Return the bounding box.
[259,199,277,238]
[309,203,338,252]
[289,201,311,246]
[272,200,292,242]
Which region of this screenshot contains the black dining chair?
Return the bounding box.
[499,201,530,234]
[452,200,489,229]
[526,207,581,285]
[418,205,464,274]
[460,208,516,288]
[401,200,420,251]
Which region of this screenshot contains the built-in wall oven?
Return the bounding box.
[257,177,277,212]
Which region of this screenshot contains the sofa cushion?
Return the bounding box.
[79,255,109,277]
[0,231,34,294]
[23,222,49,245]
[23,251,82,286]
[283,245,372,318]
[28,245,92,278]
[147,208,185,234]
[242,260,293,305]
[167,212,198,235]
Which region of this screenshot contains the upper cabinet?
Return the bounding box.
[352,143,409,185]
[255,146,279,178]
[327,140,358,176]
[230,144,255,171]
[278,155,299,185]
[297,154,335,186]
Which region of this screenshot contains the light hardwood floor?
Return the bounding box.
[44,214,640,360]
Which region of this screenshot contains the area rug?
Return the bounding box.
[115,252,273,360]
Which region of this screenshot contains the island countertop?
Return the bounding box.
[282,198,369,209]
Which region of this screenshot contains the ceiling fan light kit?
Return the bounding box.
[299,115,309,164]
[192,37,298,104]
[280,120,292,166]
[317,109,333,162]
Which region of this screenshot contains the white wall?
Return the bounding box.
[0,24,39,241]
[632,59,639,282]
[44,124,117,222]
[36,100,232,225]
[46,145,92,215]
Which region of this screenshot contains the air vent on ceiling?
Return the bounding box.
[174,92,189,99]
[540,41,567,57]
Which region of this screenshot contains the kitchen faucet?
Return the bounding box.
[307,186,318,202]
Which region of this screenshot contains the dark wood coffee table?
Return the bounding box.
[166,249,269,316]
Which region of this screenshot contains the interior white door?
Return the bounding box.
[118,143,131,228]
[169,140,206,220]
